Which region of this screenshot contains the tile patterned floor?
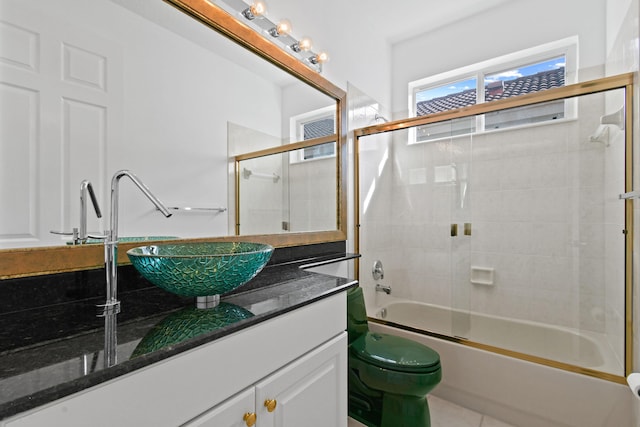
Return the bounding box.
[347,395,517,427]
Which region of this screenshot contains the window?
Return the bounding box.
[301,116,334,160]
[409,37,577,143]
[290,105,336,162]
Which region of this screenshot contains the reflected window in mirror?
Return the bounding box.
[290,105,336,162]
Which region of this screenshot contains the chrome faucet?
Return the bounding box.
[376,284,392,295]
[99,170,172,316]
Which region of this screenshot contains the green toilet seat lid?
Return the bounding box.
[351,333,441,373]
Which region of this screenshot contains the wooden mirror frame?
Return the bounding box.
[0,0,347,279]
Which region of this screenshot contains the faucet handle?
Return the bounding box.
[86,233,108,240]
[86,181,102,218]
[50,228,80,244]
[372,260,384,280]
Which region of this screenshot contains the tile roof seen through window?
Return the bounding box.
[303,117,335,140]
[416,67,565,116]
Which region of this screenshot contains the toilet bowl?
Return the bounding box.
[347,286,441,427]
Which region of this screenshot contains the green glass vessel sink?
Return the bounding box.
[127,242,274,299]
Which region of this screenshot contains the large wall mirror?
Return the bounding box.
[0,0,347,278]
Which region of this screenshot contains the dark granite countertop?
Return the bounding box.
[0,245,359,420]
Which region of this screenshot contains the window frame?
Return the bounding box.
[408,37,578,144]
[289,105,337,163]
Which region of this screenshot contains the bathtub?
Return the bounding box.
[367,299,633,427]
[373,300,621,373]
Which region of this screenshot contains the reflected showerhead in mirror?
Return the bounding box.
[374,114,389,123]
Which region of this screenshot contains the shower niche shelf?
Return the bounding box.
[470,266,495,286]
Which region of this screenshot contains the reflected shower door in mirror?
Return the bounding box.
[235,137,337,236]
[0,0,341,252]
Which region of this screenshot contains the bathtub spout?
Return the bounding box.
[376,284,392,295]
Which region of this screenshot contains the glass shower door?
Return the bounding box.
[356,76,632,380]
[447,118,474,341]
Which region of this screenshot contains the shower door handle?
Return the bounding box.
[619,191,640,200]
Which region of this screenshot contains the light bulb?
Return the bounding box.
[291,36,312,52]
[316,51,329,63]
[269,19,292,37]
[309,51,329,65]
[242,1,267,20]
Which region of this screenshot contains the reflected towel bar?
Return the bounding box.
[243,168,280,182]
[165,207,227,212]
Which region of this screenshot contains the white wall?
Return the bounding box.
[263,1,393,119]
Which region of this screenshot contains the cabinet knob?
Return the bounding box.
[264,398,277,412]
[243,412,257,427]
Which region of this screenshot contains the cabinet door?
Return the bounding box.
[255,332,347,427]
[183,388,256,427]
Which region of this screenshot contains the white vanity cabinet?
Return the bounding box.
[186,333,346,427]
[2,293,348,427]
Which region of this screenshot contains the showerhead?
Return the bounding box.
[600,107,624,130]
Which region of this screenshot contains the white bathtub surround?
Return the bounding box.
[370,323,632,427]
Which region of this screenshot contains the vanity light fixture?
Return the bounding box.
[217,0,328,72]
